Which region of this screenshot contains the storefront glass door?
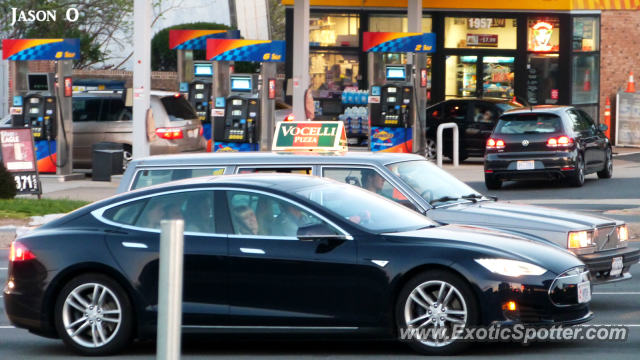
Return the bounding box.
[445,55,477,99]
[482,56,515,99]
[446,55,515,99]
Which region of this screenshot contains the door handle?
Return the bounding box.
[122,242,148,249]
[240,248,265,254]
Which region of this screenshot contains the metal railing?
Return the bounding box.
[436,122,459,168]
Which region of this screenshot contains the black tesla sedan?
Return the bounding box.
[484,106,612,189]
[4,174,592,356]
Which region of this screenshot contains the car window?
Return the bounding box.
[226,191,335,237]
[322,167,414,209]
[443,103,467,122]
[494,114,563,134]
[473,104,498,123]
[103,99,131,121]
[160,95,198,121]
[237,167,312,175]
[294,184,438,233]
[103,199,148,225]
[428,105,443,122]
[567,109,587,132]
[133,191,216,233]
[577,109,597,132]
[130,167,224,190]
[495,102,520,111]
[72,98,103,122]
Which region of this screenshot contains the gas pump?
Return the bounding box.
[363,32,434,154]
[22,94,57,141]
[206,39,285,152]
[213,74,260,151]
[187,80,212,124]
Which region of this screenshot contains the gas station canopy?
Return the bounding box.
[281,0,631,10]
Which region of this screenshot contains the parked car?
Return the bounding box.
[72,91,205,170]
[275,99,294,124]
[5,174,592,356]
[426,98,523,160]
[484,105,612,189]
[118,152,639,285]
[0,114,10,127]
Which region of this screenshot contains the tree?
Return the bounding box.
[0,164,16,200]
[269,0,285,41]
[0,0,133,69]
[151,22,259,74]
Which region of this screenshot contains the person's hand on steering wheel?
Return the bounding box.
[349,210,371,224]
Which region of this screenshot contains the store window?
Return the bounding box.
[445,56,477,98]
[527,54,559,105]
[572,54,599,104]
[309,51,359,98]
[528,18,560,52]
[445,17,517,50]
[310,14,359,47]
[369,15,432,33]
[483,57,515,98]
[573,17,599,52]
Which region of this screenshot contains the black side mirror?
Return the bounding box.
[599,123,609,132]
[297,223,344,241]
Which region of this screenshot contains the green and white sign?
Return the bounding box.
[272,122,348,151]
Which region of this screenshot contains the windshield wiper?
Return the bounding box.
[461,193,482,202]
[429,196,459,206]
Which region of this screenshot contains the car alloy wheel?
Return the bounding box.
[569,154,585,187]
[55,274,133,356]
[62,283,122,348]
[404,280,468,347]
[597,147,613,179]
[426,138,437,160]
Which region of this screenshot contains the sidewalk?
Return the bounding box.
[21,177,118,202]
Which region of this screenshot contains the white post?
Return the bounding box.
[132,0,152,160]
[292,0,310,122]
[436,123,459,168]
[407,0,422,65]
[157,219,184,360]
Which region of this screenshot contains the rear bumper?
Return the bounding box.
[485,151,577,181]
[579,247,640,285]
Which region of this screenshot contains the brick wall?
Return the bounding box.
[600,11,640,143]
[72,69,179,91]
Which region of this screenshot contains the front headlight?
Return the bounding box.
[619,225,628,241]
[568,231,594,248]
[475,259,548,277]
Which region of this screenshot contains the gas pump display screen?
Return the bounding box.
[30,107,40,114]
[386,67,406,81]
[27,74,49,91]
[30,98,40,104]
[195,84,205,90]
[194,65,213,76]
[387,97,397,103]
[387,87,397,93]
[231,78,252,92]
[232,99,243,106]
[232,110,242,116]
[195,94,204,99]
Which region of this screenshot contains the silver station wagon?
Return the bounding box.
[118,151,639,285]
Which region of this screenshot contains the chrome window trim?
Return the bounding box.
[128,166,226,191]
[235,165,315,175]
[92,187,352,240]
[319,164,426,212]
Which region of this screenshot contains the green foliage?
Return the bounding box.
[0,164,16,200]
[0,198,90,219]
[269,0,286,41]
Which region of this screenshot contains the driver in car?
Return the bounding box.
[361,170,387,197]
[272,203,311,237]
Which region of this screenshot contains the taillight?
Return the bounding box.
[156,128,184,140]
[285,114,294,122]
[199,126,203,136]
[487,139,504,149]
[10,242,36,262]
[548,137,573,147]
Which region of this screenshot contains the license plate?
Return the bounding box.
[577,281,591,303]
[517,161,535,170]
[187,129,196,138]
[611,257,623,277]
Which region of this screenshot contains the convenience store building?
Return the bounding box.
[283,0,640,140]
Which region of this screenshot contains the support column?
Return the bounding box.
[408,0,426,155]
[210,61,230,142]
[292,0,310,121]
[132,0,152,160]
[177,50,194,85]
[259,63,276,151]
[56,60,73,176]
[407,0,422,65]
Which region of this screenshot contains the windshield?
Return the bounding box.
[495,114,563,134]
[293,184,438,233]
[387,160,482,207]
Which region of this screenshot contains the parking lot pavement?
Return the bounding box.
[1,244,639,359]
[18,176,118,202]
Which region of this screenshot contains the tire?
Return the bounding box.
[54,273,134,356]
[122,145,133,172]
[395,269,479,356]
[484,175,502,190]
[569,153,585,187]
[425,138,437,160]
[597,147,613,179]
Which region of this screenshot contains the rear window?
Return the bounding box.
[494,114,563,134]
[131,167,224,190]
[160,96,198,121]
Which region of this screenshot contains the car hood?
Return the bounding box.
[384,224,583,275]
[430,200,619,231]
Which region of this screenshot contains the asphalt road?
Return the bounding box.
[1,243,639,359]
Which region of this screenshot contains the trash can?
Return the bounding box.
[92,142,124,181]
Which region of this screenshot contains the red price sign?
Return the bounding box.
[420,69,427,88]
[268,78,276,99]
[551,89,559,100]
[64,77,72,97]
[466,34,498,47]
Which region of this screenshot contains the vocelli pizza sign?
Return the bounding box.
[272,122,348,151]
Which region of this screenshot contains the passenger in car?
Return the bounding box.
[137,201,164,229]
[361,170,386,196]
[233,205,259,235]
[255,198,275,236]
[271,203,310,237]
[184,197,213,233]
